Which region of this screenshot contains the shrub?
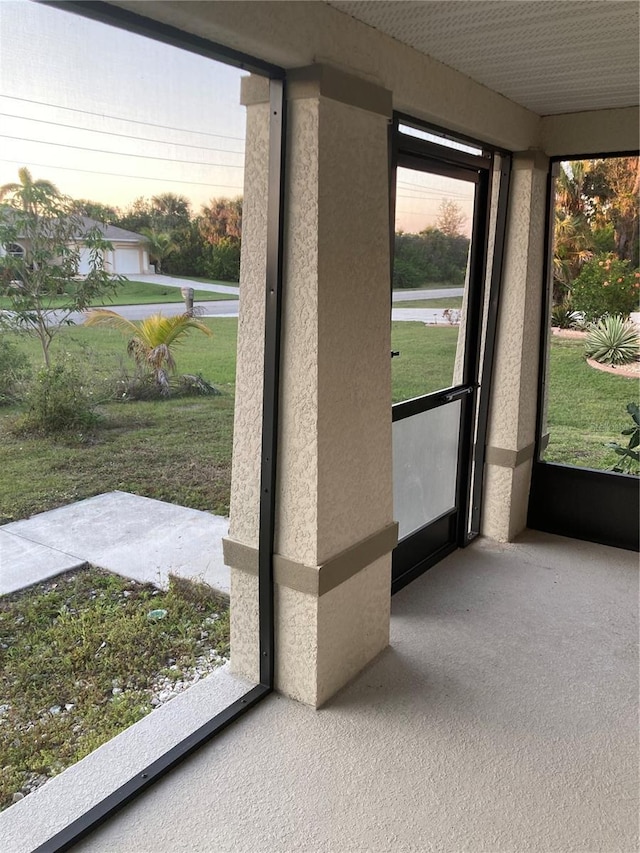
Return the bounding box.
[585,315,639,366]
[551,303,581,329]
[18,357,99,434]
[571,254,640,321]
[606,403,640,475]
[0,335,30,405]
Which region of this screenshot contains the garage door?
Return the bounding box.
[115,248,141,274]
[77,248,96,275]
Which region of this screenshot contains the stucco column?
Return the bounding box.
[482,150,549,541]
[224,67,396,707]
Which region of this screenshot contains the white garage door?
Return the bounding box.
[77,248,97,275]
[115,248,141,274]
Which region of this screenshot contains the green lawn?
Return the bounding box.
[0,278,237,311]
[0,319,237,523]
[542,338,638,471]
[0,323,637,526]
[391,322,460,400]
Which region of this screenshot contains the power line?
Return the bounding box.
[0,93,245,142]
[0,112,245,156]
[1,134,244,169]
[0,158,243,191]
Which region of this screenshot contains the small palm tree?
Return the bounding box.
[140,228,178,275]
[85,309,211,395]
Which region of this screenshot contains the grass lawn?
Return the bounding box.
[0,278,237,311]
[0,319,237,523]
[542,338,638,471]
[0,568,229,811]
[393,297,463,309]
[391,322,460,400]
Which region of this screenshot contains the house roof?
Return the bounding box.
[0,207,148,244]
[75,216,148,243]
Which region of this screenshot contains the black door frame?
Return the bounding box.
[390,117,502,593]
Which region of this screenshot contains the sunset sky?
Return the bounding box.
[0,1,247,213]
[0,1,474,231]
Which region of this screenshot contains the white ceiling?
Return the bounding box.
[328,1,640,116]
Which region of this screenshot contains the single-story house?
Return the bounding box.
[0,213,151,276]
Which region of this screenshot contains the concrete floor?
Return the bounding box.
[63,530,639,853]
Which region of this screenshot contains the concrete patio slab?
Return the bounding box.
[2,491,230,596]
[0,530,86,596]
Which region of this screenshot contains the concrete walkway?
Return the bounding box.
[0,492,230,597]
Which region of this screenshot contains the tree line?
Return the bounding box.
[393,199,470,289]
[553,156,639,317]
[76,192,243,282]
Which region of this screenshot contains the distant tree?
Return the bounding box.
[0,166,59,213]
[584,157,639,266]
[199,197,242,246]
[72,199,118,223]
[436,199,466,238]
[151,193,191,231]
[552,161,595,304]
[0,168,123,366]
[113,197,154,234]
[141,228,179,275]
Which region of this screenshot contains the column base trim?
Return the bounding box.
[224,521,398,597]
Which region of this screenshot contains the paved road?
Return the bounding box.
[392,287,463,302]
[38,302,460,327]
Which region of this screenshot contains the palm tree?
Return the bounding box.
[0,166,59,214]
[84,309,211,395]
[140,228,179,274]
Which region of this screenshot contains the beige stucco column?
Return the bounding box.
[482,150,549,541]
[224,67,397,707]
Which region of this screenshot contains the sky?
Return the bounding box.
[0,1,474,232]
[0,0,247,213]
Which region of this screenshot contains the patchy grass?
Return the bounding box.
[0,279,234,312]
[0,567,229,811]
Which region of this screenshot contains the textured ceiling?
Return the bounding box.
[328,1,639,116]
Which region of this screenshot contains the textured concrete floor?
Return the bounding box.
[38,532,640,851]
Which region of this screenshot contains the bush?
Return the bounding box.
[18,357,99,434]
[585,315,639,366]
[606,402,640,475]
[0,335,31,405]
[551,303,581,329]
[571,254,640,321]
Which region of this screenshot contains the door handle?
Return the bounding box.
[442,386,474,403]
